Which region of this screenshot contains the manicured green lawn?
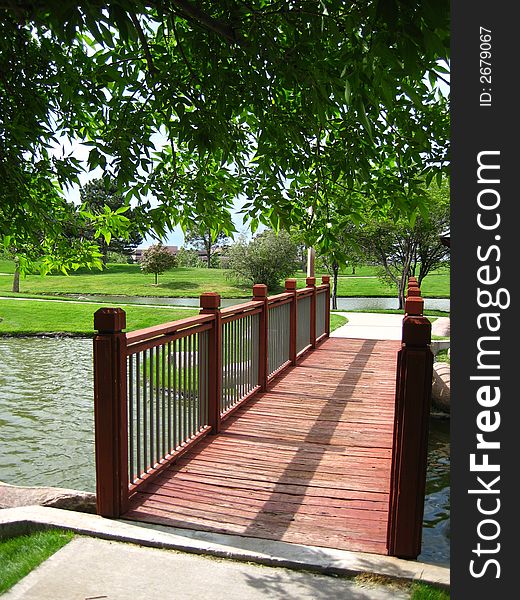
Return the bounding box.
[0,299,198,335]
[0,298,346,335]
[0,260,449,299]
[330,313,348,331]
[410,582,450,600]
[0,264,252,298]
[0,529,74,594]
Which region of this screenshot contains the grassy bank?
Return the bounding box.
[0,299,198,335]
[0,529,74,594]
[0,261,450,299]
[0,298,347,335]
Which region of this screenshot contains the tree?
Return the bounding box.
[355,181,450,308]
[226,230,299,291]
[80,179,143,264]
[175,247,204,268]
[140,244,176,284]
[184,227,228,268]
[316,222,365,310]
[1,1,450,255]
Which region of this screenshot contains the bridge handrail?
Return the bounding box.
[93,276,330,517]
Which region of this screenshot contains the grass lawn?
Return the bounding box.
[0,298,347,335]
[0,299,198,335]
[0,529,74,594]
[0,261,449,299]
[410,582,450,600]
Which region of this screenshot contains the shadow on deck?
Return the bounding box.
[124,337,400,555]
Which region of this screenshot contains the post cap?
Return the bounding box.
[408,276,418,285]
[306,277,316,287]
[94,307,126,333]
[285,278,297,291]
[404,296,424,316]
[200,292,221,310]
[321,275,330,284]
[252,283,268,298]
[407,287,421,297]
[402,315,431,346]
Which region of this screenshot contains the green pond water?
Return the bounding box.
[0,337,450,566]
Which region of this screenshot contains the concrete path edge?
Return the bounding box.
[0,505,449,590]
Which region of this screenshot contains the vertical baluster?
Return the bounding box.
[143,349,148,473]
[173,338,177,451]
[191,333,195,437]
[155,345,160,463]
[128,355,134,484]
[220,324,224,413]
[239,317,243,400]
[197,332,202,432]
[167,341,172,453]
[186,334,191,438]
[149,346,154,467]
[162,344,166,457]
[183,334,188,443]
[136,353,141,481]
[233,319,237,407]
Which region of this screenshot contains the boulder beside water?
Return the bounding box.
[432,361,450,413]
[0,482,96,513]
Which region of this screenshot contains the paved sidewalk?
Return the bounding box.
[332,312,404,340]
[5,537,411,600]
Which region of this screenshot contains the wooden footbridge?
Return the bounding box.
[93,277,433,559]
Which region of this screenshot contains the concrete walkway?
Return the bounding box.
[4,536,412,600]
[332,312,404,340]
[1,505,449,598]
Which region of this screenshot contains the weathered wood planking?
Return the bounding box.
[125,337,400,555]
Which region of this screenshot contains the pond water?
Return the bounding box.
[0,337,450,565]
[63,293,450,313]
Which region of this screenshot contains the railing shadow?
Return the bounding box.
[242,338,379,540]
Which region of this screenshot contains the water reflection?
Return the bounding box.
[0,337,95,491]
[418,417,451,566]
[62,293,451,312]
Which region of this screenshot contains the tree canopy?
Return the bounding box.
[1,0,450,259]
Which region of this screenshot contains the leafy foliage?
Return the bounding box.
[140,243,176,284]
[1,0,450,256]
[353,180,450,307]
[79,178,143,262]
[184,226,229,267]
[226,230,299,290]
[175,247,205,268]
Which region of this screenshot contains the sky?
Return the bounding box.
[61,138,255,249]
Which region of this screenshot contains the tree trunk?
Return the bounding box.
[332,261,339,310]
[12,269,20,293]
[154,272,158,285]
[12,257,20,293]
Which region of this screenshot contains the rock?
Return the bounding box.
[0,482,96,513]
[431,317,450,337]
[432,362,450,413]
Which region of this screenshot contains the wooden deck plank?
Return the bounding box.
[124,337,400,555]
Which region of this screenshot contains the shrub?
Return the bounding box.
[140,244,176,284]
[175,247,204,268]
[226,230,300,291]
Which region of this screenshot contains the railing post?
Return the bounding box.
[285,279,297,365]
[200,293,222,435]
[322,275,331,336]
[387,287,433,559]
[93,307,129,518]
[253,284,268,391]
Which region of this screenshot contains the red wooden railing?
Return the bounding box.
[94,276,331,517]
[387,276,434,559]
